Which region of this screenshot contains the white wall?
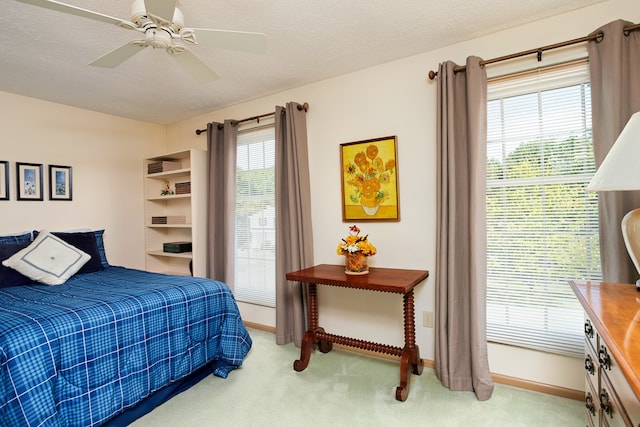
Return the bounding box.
[166,0,639,392]
[0,91,166,268]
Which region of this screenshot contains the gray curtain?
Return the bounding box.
[434,56,494,401]
[206,120,238,289]
[274,102,313,346]
[588,19,640,284]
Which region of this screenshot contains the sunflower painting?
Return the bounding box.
[340,136,400,221]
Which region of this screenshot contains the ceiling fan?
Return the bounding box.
[17,0,268,83]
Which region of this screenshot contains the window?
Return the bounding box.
[234,125,276,307]
[486,60,601,357]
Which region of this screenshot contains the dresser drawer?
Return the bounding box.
[604,369,640,427]
[600,373,632,427]
[585,375,598,427]
[598,339,640,426]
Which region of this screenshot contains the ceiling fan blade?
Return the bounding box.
[171,48,219,84]
[90,43,145,68]
[144,0,177,23]
[189,29,267,54]
[17,0,128,27]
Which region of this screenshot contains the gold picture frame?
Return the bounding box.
[340,136,400,222]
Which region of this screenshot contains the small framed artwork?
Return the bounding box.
[16,162,43,201]
[0,161,8,201]
[49,165,73,201]
[340,135,400,222]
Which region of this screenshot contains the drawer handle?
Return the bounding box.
[598,345,611,370]
[584,354,595,375]
[599,388,613,417]
[585,392,596,416]
[584,320,594,339]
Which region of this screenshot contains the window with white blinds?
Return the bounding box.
[486,60,601,357]
[234,125,276,307]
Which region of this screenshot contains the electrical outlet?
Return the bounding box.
[423,311,434,328]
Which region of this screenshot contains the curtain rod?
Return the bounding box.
[195,102,309,135]
[427,22,640,80]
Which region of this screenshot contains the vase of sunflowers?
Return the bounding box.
[336,225,376,275]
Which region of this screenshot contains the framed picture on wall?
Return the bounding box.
[49,165,73,201]
[0,161,8,201]
[16,162,43,201]
[340,136,400,222]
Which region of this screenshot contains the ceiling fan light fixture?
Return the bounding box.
[130,0,151,27]
[168,8,185,33]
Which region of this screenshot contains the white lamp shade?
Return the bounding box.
[587,111,640,191]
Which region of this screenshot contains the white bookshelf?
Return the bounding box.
[144,149,207,277]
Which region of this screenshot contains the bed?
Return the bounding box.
[0,230,252,426]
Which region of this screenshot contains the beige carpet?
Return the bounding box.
[131,328,584,426]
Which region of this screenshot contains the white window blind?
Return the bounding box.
[234,125,276,307]
[486,60,601,357]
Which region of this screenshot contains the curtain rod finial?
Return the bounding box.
[428,70,438,80]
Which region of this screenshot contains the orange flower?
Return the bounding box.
[347,175,365,189]
[385,159,396,170]
[379,172,390,185]
[362,177,380,199]
[337,225,376,256]
[365,165,377,176]
[354,152,368,167]
[366,144,379,160]
[372,157,384,172]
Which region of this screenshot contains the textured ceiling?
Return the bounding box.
[0,0,605,125]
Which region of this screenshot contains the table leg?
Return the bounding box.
[294,283,318,372]
[395,289,423,401]
[294,330,315,371]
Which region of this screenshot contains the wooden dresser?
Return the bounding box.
[569,280,640,426]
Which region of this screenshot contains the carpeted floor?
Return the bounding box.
[131,328,584,426]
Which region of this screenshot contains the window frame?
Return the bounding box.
[485,59,601,357]
[234,123,277,307]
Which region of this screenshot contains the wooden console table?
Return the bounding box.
[285,264,429,401]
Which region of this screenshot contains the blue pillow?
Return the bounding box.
[0,242,33,288]
[33,230,103,274]
[93,229,110,268]
[0,232,32,245]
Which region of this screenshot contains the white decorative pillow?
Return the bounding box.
[2,230,90,285]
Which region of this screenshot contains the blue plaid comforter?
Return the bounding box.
[0,267,252,426]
